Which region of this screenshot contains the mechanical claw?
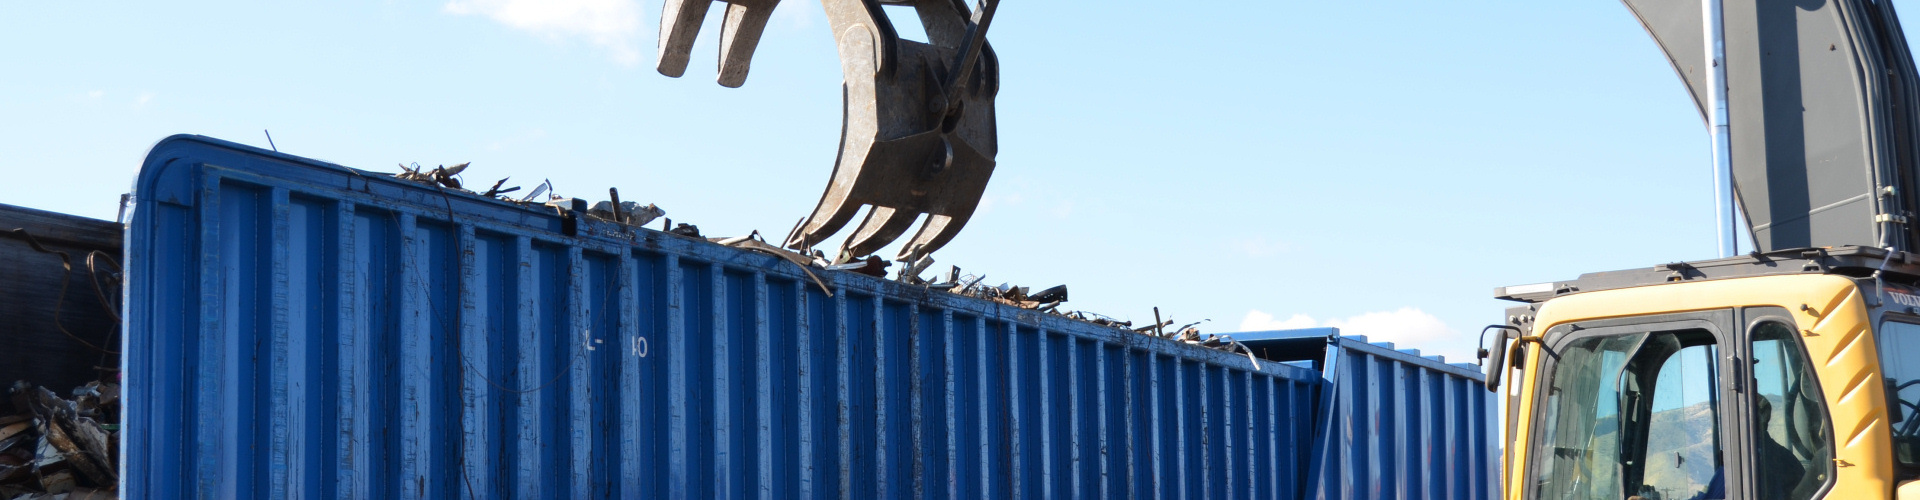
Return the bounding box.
[654,0,1000,263]
[795,0,1000,262]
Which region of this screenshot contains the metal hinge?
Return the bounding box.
[1876,214,1909,224]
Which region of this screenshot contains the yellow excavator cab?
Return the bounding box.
[1487,246,1920,500]
[1530,0,1920,496]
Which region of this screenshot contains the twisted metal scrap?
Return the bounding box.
[657,0,1000,264]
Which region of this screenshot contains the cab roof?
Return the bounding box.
[1495,245,1920,304]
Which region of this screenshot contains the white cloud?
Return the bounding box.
[1239,310,1318,331]
[1230,236,1289,257]
[135,91,156,108]
[443,0,645,64]
[1239,307,1473,362]
[1323,307,1454,345]
[85,90,104,100]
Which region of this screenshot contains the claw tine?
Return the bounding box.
[790,207,859,252]
[791,119,877,250]
[895,213,970,261]
[840,206,919,258]
[717,0,780,87]
[788,196,863,250]
[657,0,715,78]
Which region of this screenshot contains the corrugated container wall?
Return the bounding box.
[1238,330,1500,500]
[124,135,1496,499]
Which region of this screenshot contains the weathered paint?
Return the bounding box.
[124,135,1496,499]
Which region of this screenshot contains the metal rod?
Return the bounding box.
[1705,0,1736,257]
[941,0,999,103]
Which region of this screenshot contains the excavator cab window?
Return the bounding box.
[1748,321,1831,500]
[1528,314,1834,500]
[1532,328,1725,500]
[1879,319,1920,471]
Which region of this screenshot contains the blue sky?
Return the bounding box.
[5,1,1889,363]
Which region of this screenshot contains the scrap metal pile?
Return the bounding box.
[392,162,1262,365]
[391,0,1255,364]
[0,381,118,500]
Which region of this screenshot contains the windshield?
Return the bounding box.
[1529,318,1833,500]
[1880,320,1920,468]
[1532,329,1724,500]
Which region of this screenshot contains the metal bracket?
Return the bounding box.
[1801,249,1831,272]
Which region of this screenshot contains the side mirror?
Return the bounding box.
[1480,325,1521,392]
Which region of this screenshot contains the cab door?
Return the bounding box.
[1738,307,1835,500]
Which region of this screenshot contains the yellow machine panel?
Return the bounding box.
[1503,274,1891,500]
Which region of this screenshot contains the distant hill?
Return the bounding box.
[1568,396,1797,500]
[1640,401,1720,498]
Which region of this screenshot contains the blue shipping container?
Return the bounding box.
[1237,330,1499,500]
[124,135,1496,499]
